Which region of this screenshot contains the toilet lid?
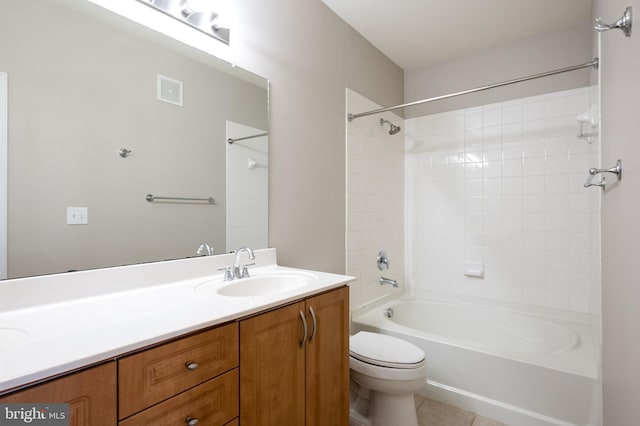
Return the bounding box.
[350,331,426,369]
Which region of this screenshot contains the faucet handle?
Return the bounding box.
[217,266,233,281]
[242,263,256,278]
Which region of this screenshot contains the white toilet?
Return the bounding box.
[349,331,428,426]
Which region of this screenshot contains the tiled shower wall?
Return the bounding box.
[347,89,404,310]
[405,86,601,314]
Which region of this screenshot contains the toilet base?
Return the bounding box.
[349,406,371,426]
[350,380,419,426]
[369,391,418,426]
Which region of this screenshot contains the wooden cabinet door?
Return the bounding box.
[240,301,306,425]
[305,287,350,426]
[0,362,117,426]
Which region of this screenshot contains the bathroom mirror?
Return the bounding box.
[0,0,269,279]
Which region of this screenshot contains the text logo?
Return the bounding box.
[0,404,69,425]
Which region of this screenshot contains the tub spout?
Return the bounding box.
[379,277,398,287]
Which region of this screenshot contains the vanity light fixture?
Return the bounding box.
[85,0,231,62]
[137,0,230,45]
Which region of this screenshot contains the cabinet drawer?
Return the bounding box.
[0,362,117,426]
[119,323,238,419]
[119,369,238,426]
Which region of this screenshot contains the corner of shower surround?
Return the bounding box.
[346,88,406,311]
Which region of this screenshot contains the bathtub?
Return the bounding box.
[351,295,599,426]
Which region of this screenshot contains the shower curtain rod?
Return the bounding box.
[227,132,268,144]
[347,58,599,121]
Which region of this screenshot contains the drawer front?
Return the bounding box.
[0,362,117,426]
[119,369,238,426]
[119,323,238,419]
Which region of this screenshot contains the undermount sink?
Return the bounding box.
[0,328,29,355]
[196,271,317,297]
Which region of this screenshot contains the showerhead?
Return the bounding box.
[388,123,401,135]
[380,118,401,135]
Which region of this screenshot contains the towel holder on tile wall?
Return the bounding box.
[584,159,622,190]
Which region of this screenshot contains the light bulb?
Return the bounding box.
[188,0,208,12]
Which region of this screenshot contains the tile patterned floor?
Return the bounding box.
[415,396,506,426]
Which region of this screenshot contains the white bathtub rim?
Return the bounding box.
[419,379,592,426]
[350,286,405,313]
[352,295,598,379]
[352,288,596,326]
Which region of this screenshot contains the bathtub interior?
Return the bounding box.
[350,295,600,426]
[389,300,581,354]
[376,297,597,378]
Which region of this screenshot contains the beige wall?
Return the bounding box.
[231,0,404,273]
[1,0,267,277]
[593,0,640,424]
[404,25,593,118]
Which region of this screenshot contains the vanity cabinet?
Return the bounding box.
[0,324,239,426]
[0,284,350,426]
[118,323,239,425]
[0,362,117,425]
[239,286,349,426]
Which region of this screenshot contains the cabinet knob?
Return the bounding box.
[185,417,199,426]
[185,361,199,370]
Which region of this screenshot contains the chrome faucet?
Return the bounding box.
[232,247,255,280]
[379,277,399,288]
[196,243,214,256]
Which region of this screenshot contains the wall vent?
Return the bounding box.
[157,74,183,107]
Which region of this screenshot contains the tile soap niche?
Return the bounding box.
[577,104,599,142]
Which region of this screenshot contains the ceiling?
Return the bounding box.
[321,0,593,71]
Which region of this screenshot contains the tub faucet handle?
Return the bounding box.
[377,250,389,270]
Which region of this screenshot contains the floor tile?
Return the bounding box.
[415,394,426,410]
[471,416,506,426]
[416,398,475,426]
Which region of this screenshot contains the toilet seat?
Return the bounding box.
[350,331,426,369]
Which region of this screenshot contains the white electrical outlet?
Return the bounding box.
[67,207,88,225]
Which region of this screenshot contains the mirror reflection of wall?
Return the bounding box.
[226,122,268,252]
[0,0,268,279]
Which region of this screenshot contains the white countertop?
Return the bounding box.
[0,248,355,393]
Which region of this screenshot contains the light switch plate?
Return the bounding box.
[67,207,88,225]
